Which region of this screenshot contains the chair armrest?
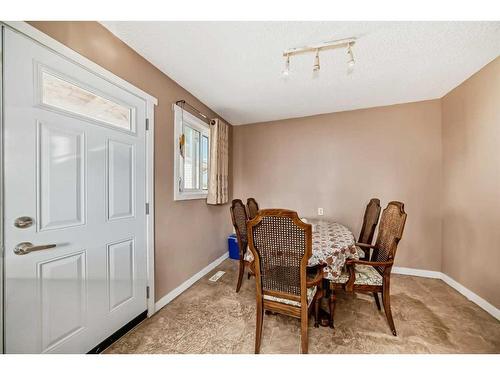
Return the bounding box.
[306,264,324,287]
[344,259,393,292]
[346,259,394,267]
[307,264,324,272]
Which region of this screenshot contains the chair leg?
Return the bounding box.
[382,281,397,336]
[373,292,381,311]
[255,299,263,354]
[300,309,308,354]
[329,290,337,329]
[314,293,321,328]
[235,259,245,293]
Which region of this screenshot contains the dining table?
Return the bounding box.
[305,218,360,280]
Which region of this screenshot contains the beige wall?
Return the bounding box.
[28,21,233,301]
[233,100,443,271]
[22,22,500,311]
[441,57,500,308]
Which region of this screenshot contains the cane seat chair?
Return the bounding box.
[246,197,259,220]
[354,198,382,308]
[247,209,324,354]
[329,201,407,336]
[356,198,381,260]
[230,199,255,292]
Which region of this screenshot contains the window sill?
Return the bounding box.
[174,191,208,201]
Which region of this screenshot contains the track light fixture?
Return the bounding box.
[347,42,355,73]
[282,37,356,77]
[313,49,320,72]
[281,54,290,77]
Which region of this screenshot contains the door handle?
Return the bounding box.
[14,242,56,255]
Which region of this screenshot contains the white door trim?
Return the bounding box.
[2,21,158,106]
[145,102,156,317]
[0,22,158,353]
[0,25,4,354]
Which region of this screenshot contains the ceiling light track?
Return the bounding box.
[283,37,356,57]
[282,37,357,77]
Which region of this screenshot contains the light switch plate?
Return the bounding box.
[318,207,324,216]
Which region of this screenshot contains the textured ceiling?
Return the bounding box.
[101,21,500,125]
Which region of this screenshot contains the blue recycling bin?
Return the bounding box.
[228,233,240,260]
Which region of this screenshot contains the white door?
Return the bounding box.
[3,28,149,353]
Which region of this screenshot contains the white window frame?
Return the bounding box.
[173,104,210,201]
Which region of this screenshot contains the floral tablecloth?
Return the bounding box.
[244,219,359,280]
[307,219,359,280]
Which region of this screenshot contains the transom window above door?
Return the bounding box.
[173,104,210,200]
[38,67,135,132]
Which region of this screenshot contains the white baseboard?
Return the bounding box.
[154,253,229,313]
[440,273,500,321]
[392,267,500,321]
[153,257,499,321]
[392,266,442,279]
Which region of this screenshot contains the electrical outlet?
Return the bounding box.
[318,207,324,216]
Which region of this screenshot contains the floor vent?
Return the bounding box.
[209,270,226,282]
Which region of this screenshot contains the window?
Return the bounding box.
[174,104,210,200]
[40,69,134,132]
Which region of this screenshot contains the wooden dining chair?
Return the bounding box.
[246,197,259,220]
[230,199,255,293]
[357,198,381,261]
[329,201,407,336]
[247,209,324,354]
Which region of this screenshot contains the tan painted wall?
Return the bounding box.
[441,57,500,309]
[28,21,233,301]
[233,100,443,271]
[22,22,500,311]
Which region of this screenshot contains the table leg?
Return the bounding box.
[317,279,333,327]
[318,304,331,327]
[329,291,336,328]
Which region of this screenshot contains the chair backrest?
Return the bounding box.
[247,209,312,304]
[372,201,407,273]
[230,199,249,258]
[246,198,259,220]
[358,198,381,245]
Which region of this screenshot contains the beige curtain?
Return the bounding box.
[207,118,229,205]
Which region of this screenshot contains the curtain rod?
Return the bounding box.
[175,100,212,125]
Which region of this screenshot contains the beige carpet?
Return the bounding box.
[105,259,500,354]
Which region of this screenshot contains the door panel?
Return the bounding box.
[107,140,135,220]
[107,239,135,311]
[37,121,86,231]
[4,28,148,353]
[39,251,87,352]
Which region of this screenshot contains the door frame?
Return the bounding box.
[0,21,158,352]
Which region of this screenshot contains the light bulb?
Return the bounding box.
[313,49,320,72]
[347,43,355,73]
[282,54,290,77]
